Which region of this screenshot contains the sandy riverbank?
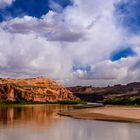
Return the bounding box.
[59,106,140,123]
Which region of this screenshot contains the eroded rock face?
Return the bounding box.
[0,77,77,102]
[68,82,140,102]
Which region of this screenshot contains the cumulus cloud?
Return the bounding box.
[0,28,73,79]
[0,0,140,86]
[1,11,86,42]
[0,0,15,9]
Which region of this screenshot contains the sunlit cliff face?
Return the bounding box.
[0,77,77,102]
[0,0,140,86]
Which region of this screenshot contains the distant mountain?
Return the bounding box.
[68,82,140,102]
[0,77,77,102]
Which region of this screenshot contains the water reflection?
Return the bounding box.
[0,105,71,128]
[0,105,140,140]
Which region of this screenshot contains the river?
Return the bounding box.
[0,105,140,140]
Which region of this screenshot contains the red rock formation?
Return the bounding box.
[0,77,78,102]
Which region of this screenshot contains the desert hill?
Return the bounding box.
[0,77,77,102]
[68,82,140,102]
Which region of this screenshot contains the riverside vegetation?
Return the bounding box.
[103,97,140,106]
[0,99,86,107]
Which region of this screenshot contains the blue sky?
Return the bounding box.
[0,0,71,21]
[115,0,140,33]
[0,0,140,86]
[111,47,136,61]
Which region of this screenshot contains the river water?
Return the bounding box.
[0,105,140,140]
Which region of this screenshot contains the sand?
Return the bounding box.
[59,106,140,123]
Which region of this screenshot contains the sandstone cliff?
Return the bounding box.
[0,77,77,102]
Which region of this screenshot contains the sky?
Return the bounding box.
[0,0,140,86]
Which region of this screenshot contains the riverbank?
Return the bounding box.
[0,100,86,107]
[59,106,140,123]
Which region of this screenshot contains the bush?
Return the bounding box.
[0,100,86,106]
[103,97,140,105]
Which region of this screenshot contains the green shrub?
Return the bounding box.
[0,100,86,106]
[103,97,140,105]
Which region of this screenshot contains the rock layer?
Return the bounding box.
[0,77,77,102]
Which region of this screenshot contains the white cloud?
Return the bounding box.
[0,30,74,80]
[0,0,15,9]
[0,0,140,86]
[49,0,63,13]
